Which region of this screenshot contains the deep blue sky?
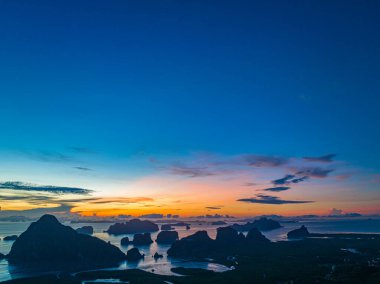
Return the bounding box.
[0,0,379,169]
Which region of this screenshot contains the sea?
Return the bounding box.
[0,218,379,282]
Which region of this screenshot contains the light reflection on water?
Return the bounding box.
[1,218,379,282]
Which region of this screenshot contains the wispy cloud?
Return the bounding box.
[296,167,334,178]
[262,186,291,192]
[303,154,337,163]
[168,164,216,178]
[243,155,289,167]
[0,181,92,194]
[237,194,313,205]
[73,166,93,171]
[22,150,74,163]
[271,174,308,185]
[205,206,222,210]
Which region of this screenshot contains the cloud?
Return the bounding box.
[328,208,362,217]
[139,213,163,219]
[271,174,308,185]
[205,206,222,210]
[21,150,75,163]
[0,181,92,195]
[168,164,216,178]
[237,194,313,205]
[329,208,343,215]
[243,155,288,167]
[262,186,291,192]
[0,194,56,205]
[0,204,75,218]
[243,182,257,187]
[73,166,93,171]
[88,197,153,204]
[303,154,337,163]
[296,167,334,178]
[192,214,235,219]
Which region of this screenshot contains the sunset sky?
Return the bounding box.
[0,0,379,218]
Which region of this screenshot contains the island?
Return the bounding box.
[106,219,159,235]
[3,235,18,241]
[156,230,179,244]
[287,225,310,239]
[75,226,94,235]
[230,217,281,231]
[7,214,126,266]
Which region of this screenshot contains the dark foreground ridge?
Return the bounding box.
[106,219,159,235]
[7,214,125,266]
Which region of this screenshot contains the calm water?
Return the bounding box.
[0,218,379,282]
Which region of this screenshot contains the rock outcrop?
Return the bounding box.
[156,230,179,244]
[231,217,281,232]
[287,225,310,239]
[7,214,125,265]
[106,219,159,235]
[3,235,18,241]
[76,226,94,235]
[126,247,144,261]
[132,233,153,245]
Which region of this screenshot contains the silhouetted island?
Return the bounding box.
[3,235,18,241]
[120,236,130,246]
[132,233,153,245]
[126,247,144,261]
[171,222,190,227]
[161,224,174,230]
[230,217,281,231]
[167,227,269,258]
[106,219,159,235]
[153,252,163,259]
[167,230,214,258]
[76,226,94,235]
[287,225,310,239]
[215,226,244,244]
[246,228,270,243]
[7,214,125,266]
[156,230,179,244]
[211,221,227,225]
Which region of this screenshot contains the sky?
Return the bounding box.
[0,0,379,218]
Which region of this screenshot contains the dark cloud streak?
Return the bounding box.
[0,181,92,194]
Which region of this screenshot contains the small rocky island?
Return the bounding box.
[3,235,18,241]
[126,247,144,261]
[156,230,179,244]
[7,214,126,266]
[106,219,159,235]
[230,217,281,231]
[131,233,153,245]
[161,224,174,230]
[76,226,94,235]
